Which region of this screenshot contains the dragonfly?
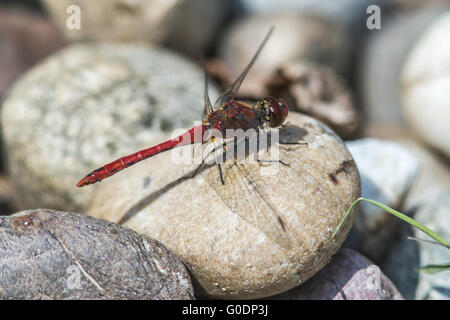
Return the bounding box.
[77,27,304,249]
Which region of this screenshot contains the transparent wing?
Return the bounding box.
[201,56,214,119]
[202,129,301,250]
[213,27,274,109]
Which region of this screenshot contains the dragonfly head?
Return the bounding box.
[262,96,288,127]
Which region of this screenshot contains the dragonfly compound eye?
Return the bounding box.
[265,96,288,127]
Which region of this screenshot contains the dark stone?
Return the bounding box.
[0,209,194,299]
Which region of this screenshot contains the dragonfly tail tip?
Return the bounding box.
[76,177,89,187]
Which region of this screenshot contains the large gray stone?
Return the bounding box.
[1,42,219,212]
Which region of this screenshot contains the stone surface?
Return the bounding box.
[87,112,361,299]
[1,42,219,212]
[217,13,351,98]
[0,209,194,299]
[358,7,445,124]
[42,0,227,56]
[381,193,450,300]
[270,248,403,300]
[401,10,450,159]
[344,138,419,262]
[0,7,64,101]
[268,61,359,138]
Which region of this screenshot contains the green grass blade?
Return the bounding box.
[418,264,450,274]
[333,197,450,248]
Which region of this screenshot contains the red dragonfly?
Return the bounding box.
[77,28,304,249]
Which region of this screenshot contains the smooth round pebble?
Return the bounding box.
[0,209,194,299]
[401,10,450,159]
[87,112,361,299]
[1,42,219,212]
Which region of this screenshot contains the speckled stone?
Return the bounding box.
[87,112,361,299]
[401,10,450,159]
[0,42,219,212]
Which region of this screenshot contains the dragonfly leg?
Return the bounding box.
[177,162,204,182]
[177,139,229,182]
[252,134,290,166]
[218,164,225,185]
[256,158,290,166]
[279,140,308,146]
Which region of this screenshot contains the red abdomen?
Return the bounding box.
[76,125,206,187]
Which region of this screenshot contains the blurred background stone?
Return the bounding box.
[42,0,228,57]
[238,0,385,38]
[1,42,219,212]
[0,6,64,102]
[217,13,351,98]
[344,138,419,262]
[268,61,359,138]
[393,0,450,11]
[381,192,450,300]
[401,10,450,159]
[358,5,446,125]
[269,248,403,300]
